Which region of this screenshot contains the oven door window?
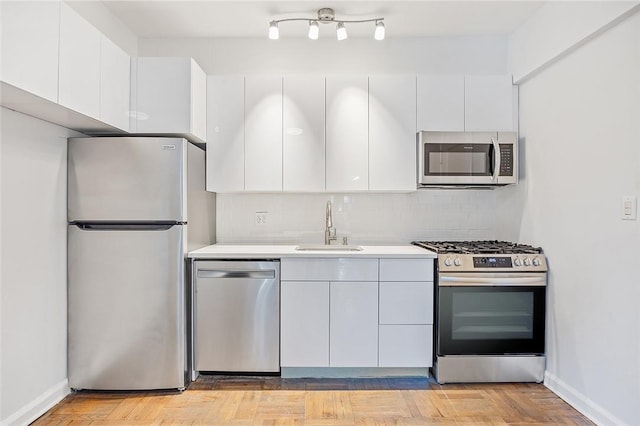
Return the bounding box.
[424,143,492,176]
[438,286,545,355]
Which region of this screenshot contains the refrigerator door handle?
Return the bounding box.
[74,223,178,231]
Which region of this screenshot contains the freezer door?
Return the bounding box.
[68,137,187,222]
[68,224,186,390]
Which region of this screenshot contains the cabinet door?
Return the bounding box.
[59,2,101,119]
[379,325,432,367]
[417,75,464,131]
[369,76,417,191]
[330,281,378,367]
[100,35,130,131]
[206,75,245,192]
[281,281,329,367]
[464,75,514,131]
[0,1,60,103]
[134,57,191,134]
[190,59,207,142]
[283,75,325,192]
[245,76,283,191]
[326,76,368,192]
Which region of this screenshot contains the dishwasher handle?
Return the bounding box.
[197,269,276,279]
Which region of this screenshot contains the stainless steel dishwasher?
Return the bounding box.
[194,260,280,373]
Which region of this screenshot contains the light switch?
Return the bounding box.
[621,196,637,220]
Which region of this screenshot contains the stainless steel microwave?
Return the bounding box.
[418,131,518,187]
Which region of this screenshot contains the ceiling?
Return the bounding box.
[99,1,545,40]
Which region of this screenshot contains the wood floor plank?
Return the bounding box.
[349,391,412,420]
[255,391,306,420]
[405,389,457,418]
[304,391,353,422]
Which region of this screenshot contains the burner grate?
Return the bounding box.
[411,240,543,255]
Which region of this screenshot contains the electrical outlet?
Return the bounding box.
[255,211,268,225]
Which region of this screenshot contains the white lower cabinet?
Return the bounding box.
[281,257,434,371]
[378,259,433,368]
[280,281,329,367]
[379,282,433,325]
[379,325,432,367]
[330,281,379,367]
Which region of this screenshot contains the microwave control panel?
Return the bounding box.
[499,144,514,176]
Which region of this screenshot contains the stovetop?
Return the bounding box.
[411,240,543,255]
[411,240,547,272]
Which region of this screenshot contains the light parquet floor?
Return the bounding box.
[32,376,594,426]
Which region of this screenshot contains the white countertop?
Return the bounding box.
[188,244,437,259]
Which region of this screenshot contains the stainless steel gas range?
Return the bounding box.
[411,240,547,384]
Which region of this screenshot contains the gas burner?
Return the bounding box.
[411,240,543,255]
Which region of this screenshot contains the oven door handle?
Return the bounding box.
[439,276,546,286]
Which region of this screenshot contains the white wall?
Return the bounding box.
[0,108,77,425]
[503,10,640,425]
[139,35,508,75]
[508,1,640,83]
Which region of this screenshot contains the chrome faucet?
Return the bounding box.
[324,201,337,245]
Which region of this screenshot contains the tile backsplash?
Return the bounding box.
[216,190,506,244]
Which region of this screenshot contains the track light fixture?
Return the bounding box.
[268,8,385,41]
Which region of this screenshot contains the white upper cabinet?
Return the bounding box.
[417,75,465,131]
[418,74,515,132]
[133,57,207,142]
[244,76,283,192]
[283,76,326,192]
[99,35,130,131]
[0,1,60,103]
[464,75,514,131]
[369,76,417,191]
[326,76,369,192]
[59,2,101,119]
[206,75,245,192]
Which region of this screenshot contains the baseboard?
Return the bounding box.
[544,371,624,425]
[1,379,70,426]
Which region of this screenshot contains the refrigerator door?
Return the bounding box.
[68,137,187,222]
[68,224,186,390]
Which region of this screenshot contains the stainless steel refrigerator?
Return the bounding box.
[67,137,215,390]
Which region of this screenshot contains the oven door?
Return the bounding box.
[437,273,546,356]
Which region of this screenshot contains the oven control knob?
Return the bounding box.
[444,257,452,266]
[514,257,522,266]
[523,257,531,266]
[532,257,541,266]
[453,257,461,266]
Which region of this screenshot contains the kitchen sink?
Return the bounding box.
[295,244,363,251]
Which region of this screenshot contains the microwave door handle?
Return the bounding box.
[491,137,501,182]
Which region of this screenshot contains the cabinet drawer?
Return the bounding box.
[379,259,433,281]
[281,258,378,281]
[379,325,432,368]
[379,282,433,325]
